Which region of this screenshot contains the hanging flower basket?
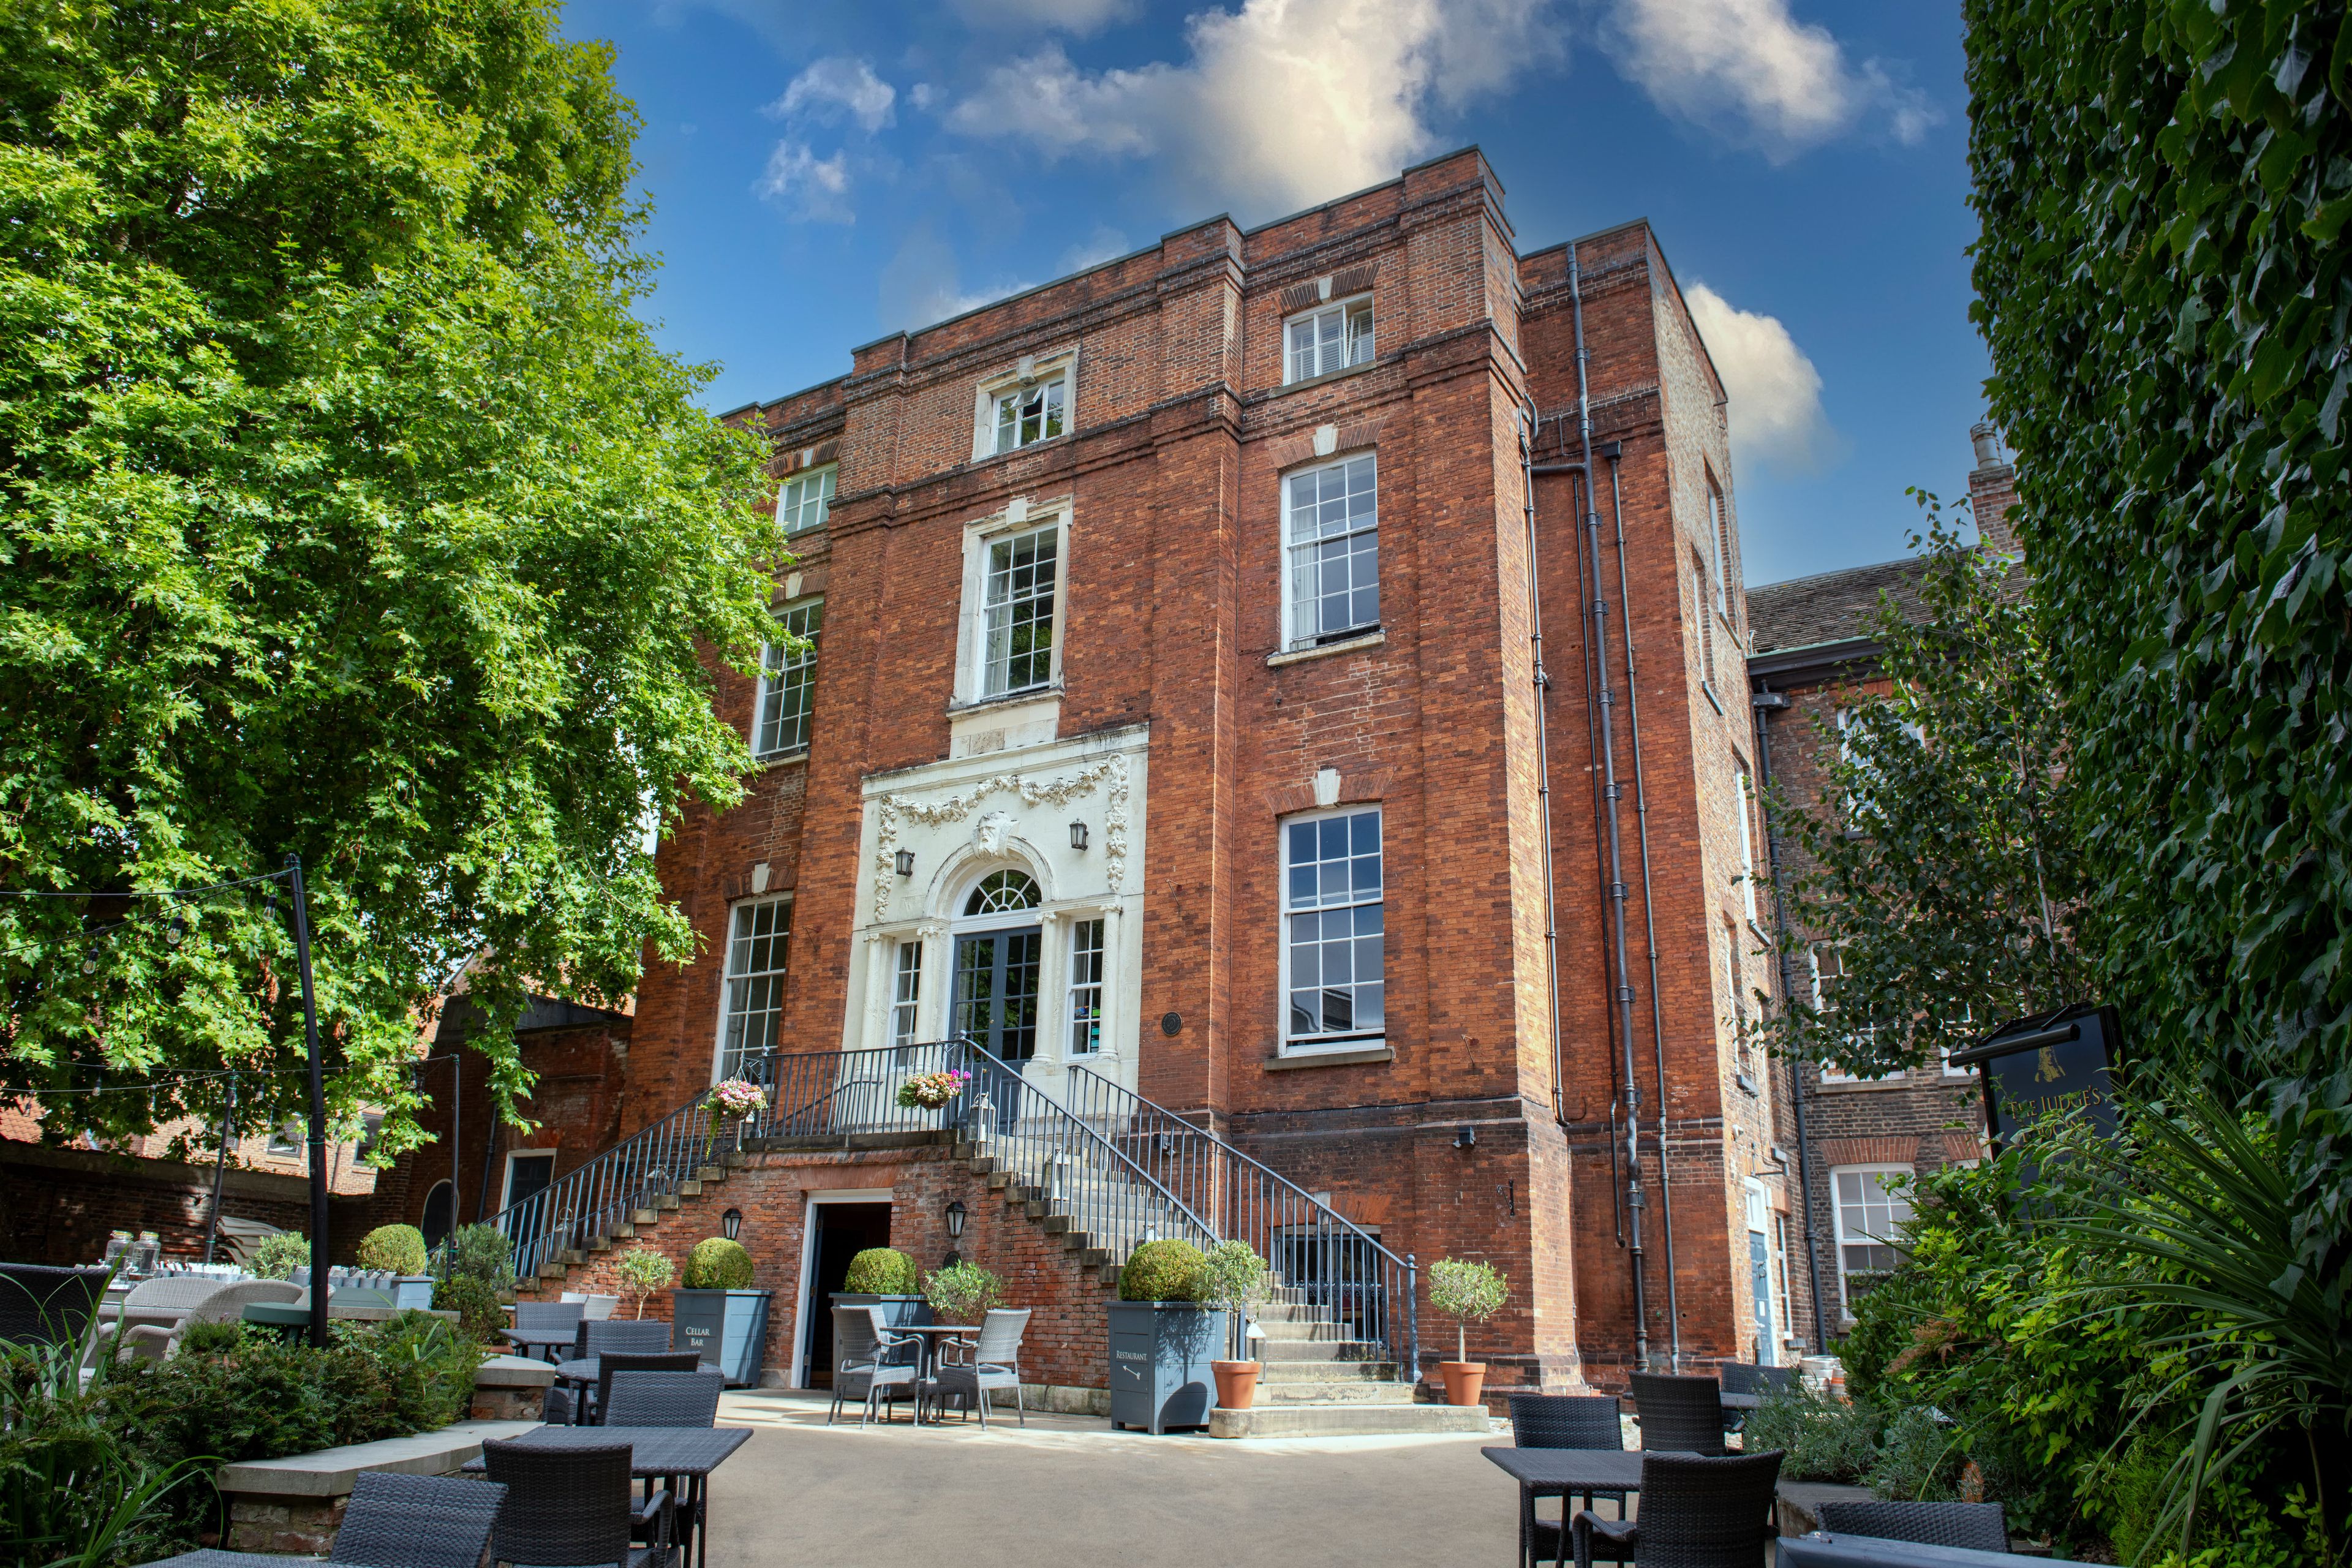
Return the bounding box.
[707,1078,769,1137]
[897,1069,971,1110]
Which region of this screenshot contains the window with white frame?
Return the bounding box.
[1724,918,1749,1065]
[1067,918,1105,1056]
[1694,553,1716,685]
[718,897,791,1080]
[1831,1166,1912,1314]
[1283,807,1385,1050]
[778,464,836,535]
[1707,473,1731,621]
[1283,453,1379,648]
[1772,1212,1796,1349]
[1736,767,1761,927]
[755,600,822,758]
[890,940,922,1049]
[1284,295,1374,383]
[993,375,1066,453]
[1811,944,1893,1084]
[266,1120,301,1156]
[979,526,1058,697]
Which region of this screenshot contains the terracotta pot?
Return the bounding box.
[1437,1360,1488,1407]
[1212,1359,1262,1410]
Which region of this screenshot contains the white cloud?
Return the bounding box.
[878,226,1036,331]
[951,0,1139,33]
[756,141,854,224]
[1602,0,1936,158]
[769,56,897,132]
[1058,224,1132,274]
[1683,282,1835,473]
[947,0,1564,217]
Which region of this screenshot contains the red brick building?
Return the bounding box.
[416,148,1812,1408]
[1746,424,2018,1341]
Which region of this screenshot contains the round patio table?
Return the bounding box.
[888,1324,976,1422]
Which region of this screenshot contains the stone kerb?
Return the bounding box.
[219,1419,538,1553]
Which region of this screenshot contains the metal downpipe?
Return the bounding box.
[1519,409,1569,1126]
[1754,683,1829,1349]
[1567,241,1651,1373]
[1605,448,1683,1370]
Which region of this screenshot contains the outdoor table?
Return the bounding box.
[1780,1531,2036,1568]
[139,1550,304,1568]
[1483,1446,1678,1568]
[462,1424,750,1568]
[238,1302,309,1343]
[889,1324,976,1422]
[504,1326,579,1363]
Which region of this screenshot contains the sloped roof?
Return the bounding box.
[1747,557,1932,655]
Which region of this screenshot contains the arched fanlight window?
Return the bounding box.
[964,870,1041,916]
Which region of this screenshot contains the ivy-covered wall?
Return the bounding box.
[1966,1,2351,1257]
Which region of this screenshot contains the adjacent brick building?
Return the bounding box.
[1746,424,2016,1337]
[388,148,1817,1396]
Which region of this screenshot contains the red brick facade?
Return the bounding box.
[496,149,1800,1393]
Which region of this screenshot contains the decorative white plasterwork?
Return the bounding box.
[871,755,1129,919]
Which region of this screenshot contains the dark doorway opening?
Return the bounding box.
[420,1182,454,1249]
[802,1201,891,1388]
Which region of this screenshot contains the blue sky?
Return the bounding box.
[567,0,1986,584]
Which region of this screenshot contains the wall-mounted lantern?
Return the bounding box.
[894,850,916,877]
[944,1199,967,1240]
[1069,821,1089,851]
[722,1207,743,1241]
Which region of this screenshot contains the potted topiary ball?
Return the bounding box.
[1108,1238,1226,1434]
[673,1237,770,1387]
[1427,1256,1509,1407]
[834,1245,932,1330]
[355,1224,436,1309]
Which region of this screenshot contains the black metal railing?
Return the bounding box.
[1059,1061,1419,1380]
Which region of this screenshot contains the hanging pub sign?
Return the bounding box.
[1946,1001,2123,1152]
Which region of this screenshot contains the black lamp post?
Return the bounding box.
[723,1207,744,1241]
[285,854,330,1349]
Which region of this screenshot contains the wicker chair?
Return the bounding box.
[924,1308,1031,1429]
[603,1369,725,1428]
[1630,1372,1728,1457]
[508,1300,585,1361]
[482,1438,671,1568]
[112,1279,300,1363]
[1814,1501,2010,1551]
[829,1305,919,1427]
[588,1351,703,1427]
[0,1264,108,1355]
[1572,1450,1784,1568]
[331,1470,509,1568]
[1509,1394,1628,1568]
[1717,1363,1799,1398]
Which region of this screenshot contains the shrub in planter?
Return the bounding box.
[1745,1384,1883,1483]
[614,1247,676,1319]
[921,1262,1005,1322]
[842,1247,919,1297]
[356,1224,429,1277]
[1118,1239,1207,1302]
[433,1274,506,1343]
[251,1232,309,1281]
[442,1223,516,1288]
[1427,1256,1507,1406]
[1197,1241,1270,1410]
[682,1238,755,1291]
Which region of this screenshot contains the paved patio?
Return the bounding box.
[706,1390,1519,1567]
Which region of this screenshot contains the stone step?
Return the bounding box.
[1252,1378,1422,1406]
[697,1165,726,1182]
[1258,1338,1387,1363]
[1252,1317,1346,1341]
[1257,1358,1400,1382]
[632,1209,659,1226]
[1207,1403,1491,1439]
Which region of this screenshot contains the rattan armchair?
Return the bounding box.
[1814,1501,2010,1551]
[1508,1394,1628,1568]
[581,1318,675,1357]
[603,1369,725,1428]
[331,1471,509,1568]
[483,1438,670,1568]
[829,1305,918,1427]
[1572,1450,1784,1568]
[0,1264,108,1357]
[1630,1372,1728,1456]
[587,1351,703,1427]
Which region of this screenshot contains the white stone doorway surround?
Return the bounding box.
[846,723,1149,1107]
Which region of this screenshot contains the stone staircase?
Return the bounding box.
[1208,1292,1489,1438]
[510,1152,752,1294]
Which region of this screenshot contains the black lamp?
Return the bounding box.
[944,1199,967,1240]
[722,1207,743,1241]
[894,850,916,877]
[1069,821,1088,851]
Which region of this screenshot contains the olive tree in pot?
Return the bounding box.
[1199,1241,1272,1411]
[615,1246,677,1320]
[922,1261,1006,1324]
[1427,1256,1507,1407]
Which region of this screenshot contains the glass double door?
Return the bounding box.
[953,926,1041,1061]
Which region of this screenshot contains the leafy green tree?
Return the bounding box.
[0,0,785,1155]
[1763,501,2087,1076]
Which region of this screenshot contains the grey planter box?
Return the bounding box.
[1109,1302,1229,1434]
[831,1292,932,1329]
[673,1289,771,1387]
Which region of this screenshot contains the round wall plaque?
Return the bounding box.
[1160,1011,1182,1036]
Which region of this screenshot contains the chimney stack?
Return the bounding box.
[1967,420,2021,561]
